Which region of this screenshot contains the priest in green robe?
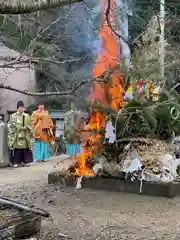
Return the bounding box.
[8,101,34,167]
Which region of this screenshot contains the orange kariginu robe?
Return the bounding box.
[31,110,55,147]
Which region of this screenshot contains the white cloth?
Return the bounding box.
[121,158,142,173]
[104,120,116,144]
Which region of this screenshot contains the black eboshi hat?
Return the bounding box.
[17,101,24,109]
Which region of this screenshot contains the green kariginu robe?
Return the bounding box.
[8,112,34,151]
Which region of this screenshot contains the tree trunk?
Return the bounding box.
[0,0,83,14]
[70,101,75,126]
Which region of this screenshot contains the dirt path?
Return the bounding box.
[0,156,180,239]
[0,154,71,184]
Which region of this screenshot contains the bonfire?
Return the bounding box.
[59,11,180,185]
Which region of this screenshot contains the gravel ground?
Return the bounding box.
[0,157,180,239]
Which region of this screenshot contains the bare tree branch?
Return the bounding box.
[0,76,109,95]
[0,60,36,68]
[0,84,79,96]
[0,56,90,68]
[105,0,129,46]
[0,83,115,114]
[0,0,83,14]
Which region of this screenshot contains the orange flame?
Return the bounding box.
[75,0,124,177]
